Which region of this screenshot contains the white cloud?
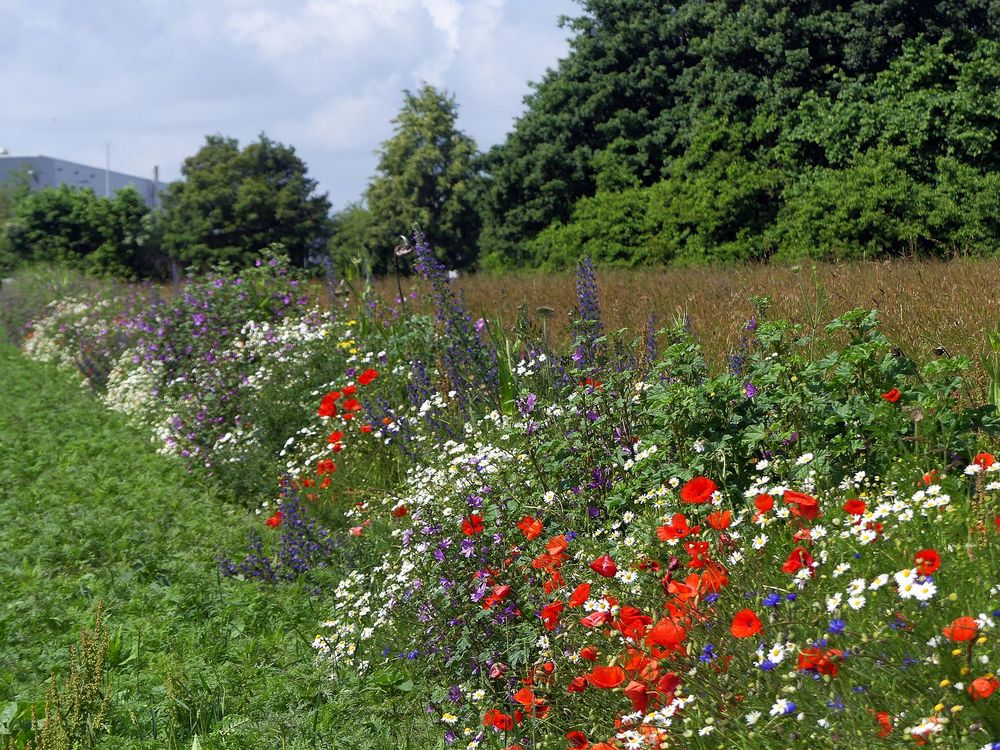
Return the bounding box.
[1,0,578,208]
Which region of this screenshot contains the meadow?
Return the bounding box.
[1,245,998,750]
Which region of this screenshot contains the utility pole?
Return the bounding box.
[105,140,111,197]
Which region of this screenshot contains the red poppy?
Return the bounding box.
[512,687,542,707]
[922,470,939,486]
[540,601,563,631]
[569,583,591,607]
[566,730,590,749]
[359,424,373,433]
[974,452,995,469]
[843,498,866,516]
[798,647,843,677]
[730,609,763,638]
[707,510,732,530]
[517,516,543,541]
[266,511,283,528]
[614,606,652,640]
[914,548,940,576]
[342,385,357,396]
[586,665,626,688]
[881,387,901,403]
[462,515,485,536]
[342,397,362,412]
[754,494,775,513]
[317,392,339,417]
[623,680,649,712]
[579,646,598,661]
[566,676,588,693]
[968,676,999,700]
[358,368,379,386]
[482,584,512,609]
[589,554,617,578]
[327,430,344,445]
[680,476,717,504]
[781,546,815,575]
[656,513,700,541]
[874,711,892,737]
[646,618,687,656]
[943,616,979,642]
[784,490,820,520]
[391,505,408,518]
[482,709,514,731]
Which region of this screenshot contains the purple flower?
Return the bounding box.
[744,382,757,398]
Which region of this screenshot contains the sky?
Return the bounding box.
[0,0,579,210]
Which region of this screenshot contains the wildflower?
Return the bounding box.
[974,452,995,470]
[770,699,796,716]
[680,476,717,504]
[842,498,866,516]
[968,676,998,700]
[731,609,763,638]
[881,388,901,403]
[784,490,820,519]
[266,511,283,528]
[943,616,979,642]
[589,554,618,578]
[358,368,379,385]
[517,516,543,541]
[587,665,626,688]
[568,583,591,607]
[462,515,485,536]
[914,548,941,576]
[828,619,846,635]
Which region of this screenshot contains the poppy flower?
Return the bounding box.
[317,392,339,417]
[781,545,815,575]
[586,665,626,688]
[881,387,901,403]
[266,511,283,528]
[943,616,979,642]
[517,516,543,541]
[359,424,373,433]
[462,514,485,536]
[566,676,588,693]
[914,548,940,576]
[968,676,999,700]
[754,493,775,513]
[589,554,617,578]
[566,730,590,749]
[540,601,563,631]
[646,618,687,656]
[569,583,591,607]
[614,606,652,640]
[974,452,995,469]
[707,510,732,530]
[358,368,379,386]
[580,610,612,628]
[482,584,512,609]
[730,609,763,638]
[874,711,892,737]
[680,476,717,504]
[579,646,598,661]
[656,513,700,541]
[623,680,649,712]
[327,430,344,444]
[342,385,357,396]
[341,397,362,412]
[390,504,408,518]
[512,687,542,707]
[842,498,866,516]
[784,490,820,520]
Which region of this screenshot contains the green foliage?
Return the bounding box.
[0,171,30,274]
[481,0,1000,267]
[0,345,436,748]
[3,187,153,279]
[160,134,332,270]
[363,85,481,272]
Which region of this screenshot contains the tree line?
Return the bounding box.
[3,0,999,278]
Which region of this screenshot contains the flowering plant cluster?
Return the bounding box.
[20,239,1000,749]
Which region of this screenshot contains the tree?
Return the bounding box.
[160,134,332,269]
[479,0,1000,266]
[364,85,481,272]
[3,185,152,278]
[0,169,30,273]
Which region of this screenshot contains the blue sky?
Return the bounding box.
[0,0,578,209]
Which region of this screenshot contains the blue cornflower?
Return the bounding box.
[827,696,845,712]
[700,643,717,662]
[828,619,847,635]
[760,659,777,672]
[763,593,781,607]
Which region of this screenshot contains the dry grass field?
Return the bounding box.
[369,258,1000,394]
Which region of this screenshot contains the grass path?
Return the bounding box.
[0,344,422,749]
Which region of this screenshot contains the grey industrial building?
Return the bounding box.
[0,154,164,208]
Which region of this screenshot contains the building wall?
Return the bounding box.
[0,155,163,208]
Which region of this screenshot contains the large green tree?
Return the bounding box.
[160,134,332,269]
[479,0,1000,267]
[364,85,481,271]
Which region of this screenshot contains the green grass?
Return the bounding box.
[0,343,433,749]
